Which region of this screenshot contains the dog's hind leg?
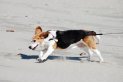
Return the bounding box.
[92,49,104,63]
[81,40,93,61]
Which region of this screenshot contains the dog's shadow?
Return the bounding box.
[19,53,88,62]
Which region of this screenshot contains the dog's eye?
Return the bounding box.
[33,40,36,42]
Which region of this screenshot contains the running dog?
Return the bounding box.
[29,26,104,63]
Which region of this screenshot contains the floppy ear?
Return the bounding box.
[40,32,49,39]
[35,26,42,35]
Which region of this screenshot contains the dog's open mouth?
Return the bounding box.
[29,44,39,50]
[32,44,38,50]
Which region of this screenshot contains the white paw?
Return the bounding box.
[99,60,104,63]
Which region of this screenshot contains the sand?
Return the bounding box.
[0,0,123,82]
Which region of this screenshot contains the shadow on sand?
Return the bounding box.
[19,53,88,62]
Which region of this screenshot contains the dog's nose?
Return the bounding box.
[29,46,32,49]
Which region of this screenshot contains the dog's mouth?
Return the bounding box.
[32,44,38,50]
[29,43,39,50]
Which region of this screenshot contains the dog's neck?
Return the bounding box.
[44,31,57,42]
[48,30,57,38]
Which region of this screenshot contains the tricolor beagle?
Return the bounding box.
[29,26,104,63]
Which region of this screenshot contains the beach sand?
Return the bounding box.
[0,0,123,82]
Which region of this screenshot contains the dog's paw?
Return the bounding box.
[37,58,47,63]
[80,52,86,56]
[99,60,104,63]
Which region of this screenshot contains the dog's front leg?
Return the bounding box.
[37,40,55,63]
[39,51,43,59]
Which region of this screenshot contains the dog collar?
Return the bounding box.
[49,33,58,42]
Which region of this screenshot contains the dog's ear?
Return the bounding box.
[40,32,49,39]
[35,26,42,35]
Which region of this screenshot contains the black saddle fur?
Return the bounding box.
[56,30,96,49]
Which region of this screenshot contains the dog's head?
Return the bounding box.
[29,26,49,50]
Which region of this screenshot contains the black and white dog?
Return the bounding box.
[29,26,103,63]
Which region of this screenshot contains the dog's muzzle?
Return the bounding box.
[29,45,38,50]
[29,42,39,50]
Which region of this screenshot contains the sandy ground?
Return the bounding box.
[0,0,123,82]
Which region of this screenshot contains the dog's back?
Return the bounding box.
[55,30,96,49]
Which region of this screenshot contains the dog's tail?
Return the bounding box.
[88,31,103,36]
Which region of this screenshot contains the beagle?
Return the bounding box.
[29,26,103,63]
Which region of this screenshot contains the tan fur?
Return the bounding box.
[35,26,42,35]
[52,42,57,49]
[83,36,96,49]
[32,26,44,43]
[52,42,63,49]
[40,32,49,38]
[33,34,44,43]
